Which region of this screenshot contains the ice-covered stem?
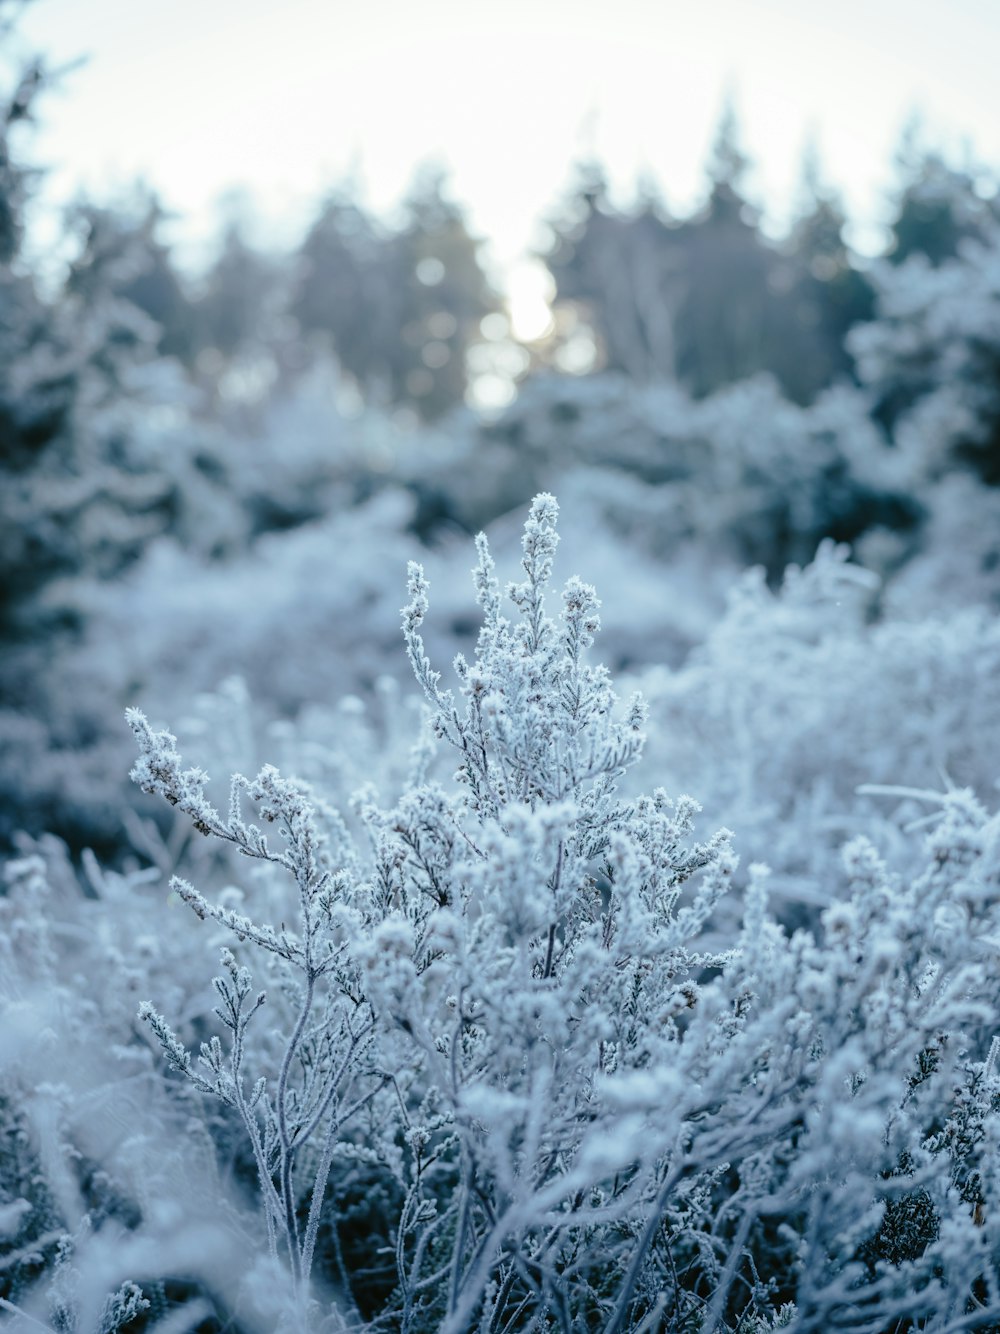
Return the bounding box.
[100,1281,151,1332]
[137,1001,203,1087]
[472,530,501,630]
[508,491,560,653]
[127,707,223,837]
[128,709,376,1307]
[562,574,600,664]
[139,960,282,1260]
[402,560,464,751]
[128,710,341,962]
[402,561,444,706]
[169,875,304,963]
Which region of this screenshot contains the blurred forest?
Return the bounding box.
[3,0,1000,862]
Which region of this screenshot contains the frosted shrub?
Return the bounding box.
[850,231,1000,485]
[638,541,1000,899]
[705,792,1000,1333]
[0,841,270,1332]
[128,495,737,1328]
[126,496,1000,1332]
[461,373,913,578]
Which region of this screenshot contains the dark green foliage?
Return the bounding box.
[860,1187,940,1271]
[0,1095,62,1307]
[780,159,876,402]
[313,1161,404,1320]
[888,138,999,269]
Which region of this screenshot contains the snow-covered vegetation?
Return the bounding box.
[6,499,1000,1333]
[4,7,1000,1330]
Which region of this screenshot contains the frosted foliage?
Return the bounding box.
[0,839,278,1332]
[852,237,1000,433]
[5,500,1000,1332]
[11,495,973,1334]
[120,496,737,1329]
[637,541,1000,898]
[878,473,1000,616]
[850,229,1000,497]
[441,372,911,578]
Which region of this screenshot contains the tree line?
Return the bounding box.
[24,92,1000,423]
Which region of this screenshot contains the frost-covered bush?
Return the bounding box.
[638,541,1000,901]
[448,374,917,579]
[0,837,284,1332]
[125,495,732,1327]
[844,228,1000,608]
[107,497,1000,1332]
[18,475,729,859]
[0,485,432,853]
[851,232,1000,486]
[872,472,1000,617]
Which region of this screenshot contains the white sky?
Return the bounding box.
[12,0,1000,330]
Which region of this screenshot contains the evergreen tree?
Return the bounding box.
[888,128,998,267]
[543,163,679,381]
[66,194,198,365]
[290,186,396,399]
[0,57,174,646]
[0,30,40,263]
[542,108,833,401]
[195,219,279,365]
[386,166,499,420]
[291,171,497,420]
[851,223,1000,485]
[779,148,875,400]
[670,103,789,397]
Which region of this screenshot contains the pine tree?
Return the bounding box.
[779,146,875,400]
[670,103,788,397]
[888,130,997,268]
[387,166,499,420]
[544,162,680,381]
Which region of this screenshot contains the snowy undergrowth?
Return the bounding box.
[3,497,1000,1333]
[636,540,1000,905]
